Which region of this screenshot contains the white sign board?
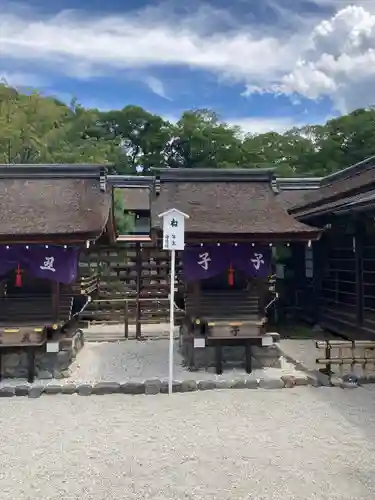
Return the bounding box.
[159,208,188,251]
[158,208,189,395]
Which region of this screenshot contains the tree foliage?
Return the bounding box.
[1,83,375,178]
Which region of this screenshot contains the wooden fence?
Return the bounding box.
[79,243,182,325]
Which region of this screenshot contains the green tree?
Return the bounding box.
[98,105,171,173]
[166,110,244,169]
[113,189,134,235]
[2,82,375,179]
[0,83,119,164]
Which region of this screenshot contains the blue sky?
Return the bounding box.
[1,0,374,134]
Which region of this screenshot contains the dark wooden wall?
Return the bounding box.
[79,243,182,324]
[295,216,375,340]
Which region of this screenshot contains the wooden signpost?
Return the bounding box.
[158,208,189,395]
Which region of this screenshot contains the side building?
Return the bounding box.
[289,155,375,339]
[0,164,115,380]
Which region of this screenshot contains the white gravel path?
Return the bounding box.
[1,387,375,499]
[68,339,301,383]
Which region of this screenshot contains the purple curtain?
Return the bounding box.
[182,244,271,282]
[0,245,80,284]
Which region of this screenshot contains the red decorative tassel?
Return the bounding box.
[228,264,234,287]
[15,264,23,287]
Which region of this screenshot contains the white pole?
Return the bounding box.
[168,249,176,395]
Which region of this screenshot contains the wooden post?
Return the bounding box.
[135,242,142,339]
[245,341,252,374]
[354,219,364,327]
[124,300,129,339]
[27,348,35,383]
[192,280,201,318]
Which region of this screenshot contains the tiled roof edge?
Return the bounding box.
[274,177,322,192]
[152,168,275,182]
[0,164,112,179]
[320,155,375,186]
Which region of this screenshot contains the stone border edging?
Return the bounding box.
[0,374,326,399]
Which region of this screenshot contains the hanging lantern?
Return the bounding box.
[15,264,23,287]
[228,263,234,287]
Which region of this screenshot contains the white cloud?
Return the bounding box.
[143,76,170,100]
[226,116,307,135]
[163,113,316,135]
[0,2,374,113]
[0,3,301,84]
[272,5,375,112]
[0,70,47,89]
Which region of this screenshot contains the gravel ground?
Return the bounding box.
[1,387,375,499]
[68,339,301,383]
[0,339,305,389]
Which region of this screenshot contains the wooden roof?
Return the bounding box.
[0,164,115,244]
[290,156,375,219]
[151,169,320,241]
[274,177,322,211]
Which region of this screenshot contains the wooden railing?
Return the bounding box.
[316,339,375,382]
[86,297,184,339]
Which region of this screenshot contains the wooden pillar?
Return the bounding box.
[354,220,364,327]
[135,242,142,339]
[312,239,323,325]
[192,280,201,318]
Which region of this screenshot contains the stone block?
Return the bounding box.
[295,376,309,386]
[4,353,21,368]
[92,382,121,395]
[44,385,63,395]
[160,381,183,394]
[258,378,285,389]
[330,376,343,387]
[198,380,216,391]
[245,378,259,389]
[37,370,53,380]
[0,387,15,397]
[306,374,321,387]
[231,378,248,389]
[15,385,30,397]
[180,380,198,393]
[120,382,145,395]
[28,386,45,398]
[213,379,234,390]
[281,375,296,388]
[172,381,183,393]
[2,352,28,378]
[77,384,93,396]
[144,379,161,395]
[61,384,77,395]
[56,351,72,370]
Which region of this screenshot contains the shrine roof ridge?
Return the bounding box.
[108,175,154,188]
[289,155,375,218]
[274,177,322,191]
[320,155,375,187]
[0,164,113,179]
[152,168,274,183]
